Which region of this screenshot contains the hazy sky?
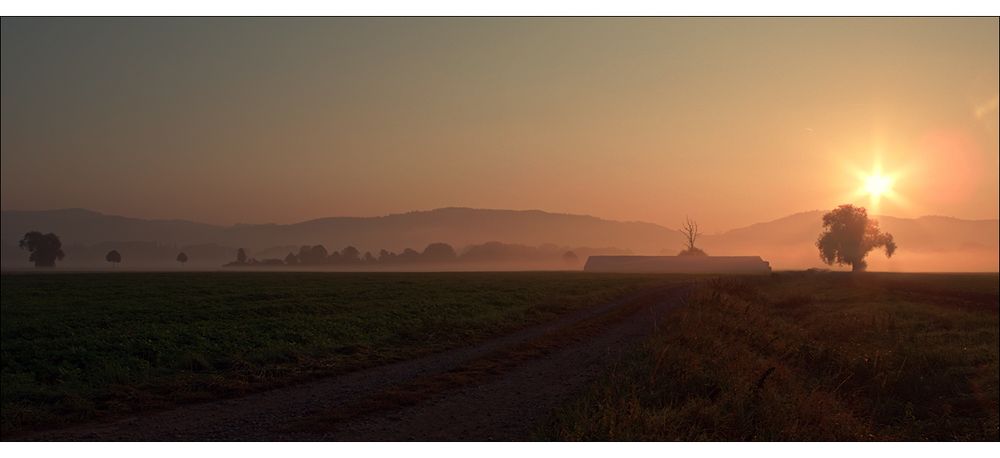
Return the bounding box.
[2,18,998,231]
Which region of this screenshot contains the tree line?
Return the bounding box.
[17,231,191,268]
[12,233,590,269]
[15,204,896,271]
[224,242,583,267]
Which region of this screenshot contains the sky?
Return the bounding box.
[2,17,998,232]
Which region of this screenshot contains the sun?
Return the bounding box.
[849,157,904,212]
[865,173,893,199]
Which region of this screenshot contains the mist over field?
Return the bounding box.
[1,16,998,442]
[2,207,996,271]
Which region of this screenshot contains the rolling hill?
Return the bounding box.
[701,211,999,271]
[2,207,996,271]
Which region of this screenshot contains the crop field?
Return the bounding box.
[0,271,674,434]
[543,272,1000,441]
[5,271,997,441]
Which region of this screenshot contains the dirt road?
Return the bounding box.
[23,283,691,441]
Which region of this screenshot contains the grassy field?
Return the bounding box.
[0,271,672,434]
[543,272,999,440]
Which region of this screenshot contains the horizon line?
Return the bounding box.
[3,205,999,236]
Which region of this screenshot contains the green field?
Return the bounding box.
[543,272,999,441]
[0,271,671,434]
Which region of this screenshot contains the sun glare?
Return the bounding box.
[848,156,904,212]
[865,174,893,198]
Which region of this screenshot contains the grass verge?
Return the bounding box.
[542,272,999,440]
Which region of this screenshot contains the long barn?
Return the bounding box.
[583,255,771,274]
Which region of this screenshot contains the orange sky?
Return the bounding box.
[2,18,998,231]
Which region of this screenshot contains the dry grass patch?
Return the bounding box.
[543,272,999,441]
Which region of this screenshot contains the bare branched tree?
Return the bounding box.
[681,217,701,251]
[678,217,707,256]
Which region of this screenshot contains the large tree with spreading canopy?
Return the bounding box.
[816,204,896,272]
[18,231,65,268]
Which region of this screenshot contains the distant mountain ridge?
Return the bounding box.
[702,210,999,253]
[2,207,997,271]
[1,207,677,252]
[700,210,998,271]
[0,208,223,246]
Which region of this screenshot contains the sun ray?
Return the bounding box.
[843,154,906,214]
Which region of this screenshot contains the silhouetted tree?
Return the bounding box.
[562,250,579,264]
[341,246,361,263]
[817,204,897,272]
[301,245,328,264]
[311,245,329,259]
[105,250,122,267]
[284,252,298,265]
[18,231,65,267]
[422,243,457,262]
[678,217,708,256]
[236,248,247,264]
[176,252,188,265]
[398,248,421,262]
[378,249,397,263]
